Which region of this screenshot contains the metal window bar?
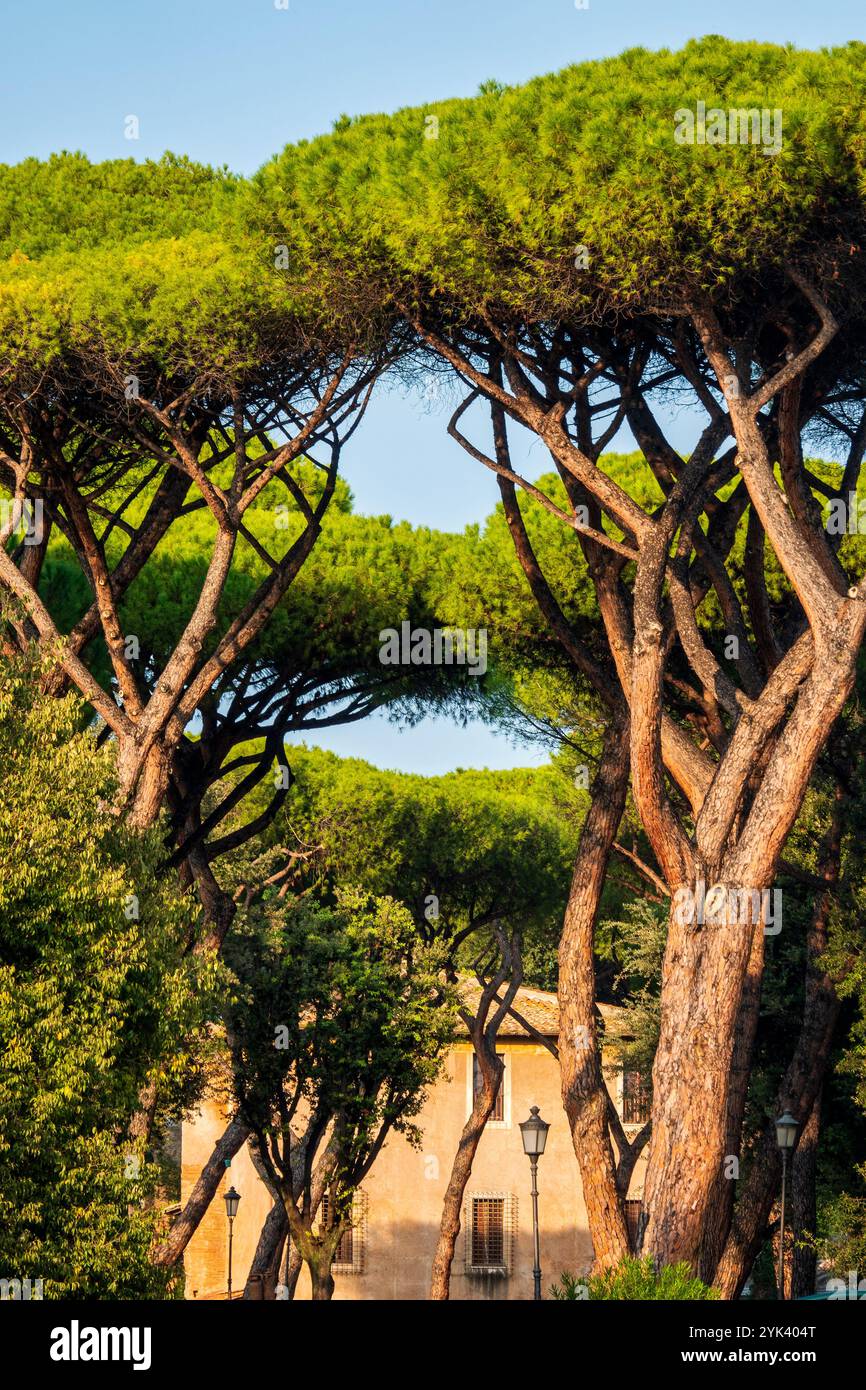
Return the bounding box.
[319,1191,367,1274]
[622,1068,652,1125]
[624,1199,642,1248]
[464,1192,516,1275]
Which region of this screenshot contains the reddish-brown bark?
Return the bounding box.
[557,724,632,1269]
[152,1117,251,1269]
[414,270,865,1285]
[429,933,523,1300]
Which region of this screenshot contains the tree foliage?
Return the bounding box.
[0,659,216,1297]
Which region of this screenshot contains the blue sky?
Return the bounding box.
[4,1,863,175]
[6,1,863,771]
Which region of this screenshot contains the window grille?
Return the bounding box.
[319,1190,367,1274]
[464,1192,516,1275]
[622,1067,652,1124]
[624,1198,643,1249]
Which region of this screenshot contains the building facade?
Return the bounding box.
[181,987,649,1300]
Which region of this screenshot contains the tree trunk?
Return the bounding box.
[153,1117,250,1268]
[243,1199,288,1299]
[714,982,839,1298]
[430,933,522,1300]
[429,1043,505,1300]
[643,639,860,1271]
[713,786,844,1296]
[246,1129,336,1300]
[184,842,237,954]
[309,1261,335,1301]
[285,1201,343,1303]
[698,917,765,1282]
[786,1092,821,1299]
[640,893,756,1266]
[128,1078,160,1146]
[119,740,172,829]
[416,277,865,1291]
[771,1092,821,1299]
[558,722,632,1269]
[284,1238,303,1299]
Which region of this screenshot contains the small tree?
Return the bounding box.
[226,887,456,1300]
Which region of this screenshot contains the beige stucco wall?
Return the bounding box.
[182,1041,647,1301]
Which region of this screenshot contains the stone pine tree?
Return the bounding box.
[458,460,866,1297]
[0,154,391,947]
[255,38,866,1284]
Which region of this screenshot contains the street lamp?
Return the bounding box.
[224,1185,241,1300]
[520,1106,550,1301]
[775,1111,798,1301]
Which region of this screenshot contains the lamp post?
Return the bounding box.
[224,1185,241,1300]
[775,1111,798,1301]
[520,1105,550,1301]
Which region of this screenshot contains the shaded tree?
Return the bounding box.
[225,888,455,1300]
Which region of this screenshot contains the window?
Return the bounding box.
[464,1192,516,1275]
[472,1196,504,1266]
[621,1067,651,1125]
[318,1191,367,1274]
[624,1199,642,1249]
[320,1193,353,1266]
[473,1053,504,1122]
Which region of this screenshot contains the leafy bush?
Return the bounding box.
[551,1256,719,1301]
[0,658,217,1297]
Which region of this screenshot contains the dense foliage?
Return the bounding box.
[251,39,866,319]
[552,1257,720,1301]
[0,660,216,1297]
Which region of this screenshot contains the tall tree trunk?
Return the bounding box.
[184,843,237,954]
[640,896,756,1267]
[430,933,522,1300]
[558,722,632,1269]
[152,1117,250,1269]
[429,1043,504,1300]
[713,1049,834,1300]
[642,650,859,1270]
[713,785,844,1296]
[119,741,172,829]
[786,1091,821,1299]
[698,917,766,1282]
[243,1200,288,1299]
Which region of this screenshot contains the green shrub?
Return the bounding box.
[551,1256,719,1301]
